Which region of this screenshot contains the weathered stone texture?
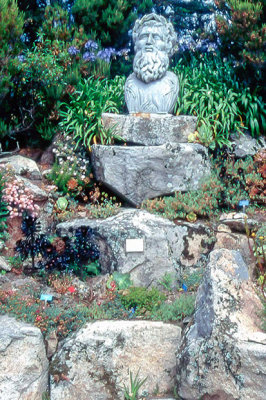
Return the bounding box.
[0,256,11,271]
[91,143,211,206]
[231,133,266,158]
[102,113,197,146]
[177,248,266,400]
[50,320,181,400]
[57,209,215,287]
[0,316,49,400]
[0,155,42,180]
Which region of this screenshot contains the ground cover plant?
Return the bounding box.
[142,148,266,221]
[0,269,196,339]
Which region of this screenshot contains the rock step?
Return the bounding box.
[91,143,211,206]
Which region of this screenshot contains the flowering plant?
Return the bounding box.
[3,178,39,218]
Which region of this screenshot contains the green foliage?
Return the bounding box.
[120,287,166,315]
[0,287,103,338]
[0,0,24,102]
[180,269,203,291]
[72,0,153,47]
[216,0,265,87]
[112,272,132,290]
[158,272,176,291]
[143,150,265,220]
[40,3,73,42]
[59,75,125,149]
[48,161,77,194]
[68,259,101,280]
[48,134,93,199]
[173,54,266,142]
[86,194,121,218]
[150,294,196,322]
[123,369,147,400]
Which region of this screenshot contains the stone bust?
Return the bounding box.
[125,13,179,114]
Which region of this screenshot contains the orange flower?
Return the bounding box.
[67,178,78,190]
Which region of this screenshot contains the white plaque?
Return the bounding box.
[126,238,144,253]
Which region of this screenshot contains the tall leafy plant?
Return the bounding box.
[173,54,266,143]
[59,75,125,149]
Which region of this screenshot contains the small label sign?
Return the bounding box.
[126,238,144,253]
[40,294,53,302]
[238,199,249,207]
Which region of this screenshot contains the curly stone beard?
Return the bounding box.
[133,49,169,83]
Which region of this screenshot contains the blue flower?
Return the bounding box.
[116,48,130,57]
[97,48,116,63]
[83,52,96,62]
[17,54,26,63]
[84,40,98,50]
[68,46,80,56]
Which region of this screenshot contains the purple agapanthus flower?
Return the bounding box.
[83,52,96,62]
[68,46,80,56]
[18,54,26,63]
[116,48,130,57]
[84,40,98,50]
[97,48,116,63]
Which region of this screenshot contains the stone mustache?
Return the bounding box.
[125,13,179,114]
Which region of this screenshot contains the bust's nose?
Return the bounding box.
[146,33,154,44]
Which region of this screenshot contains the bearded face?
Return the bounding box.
[133,49,169,83]
[133,24,170,83]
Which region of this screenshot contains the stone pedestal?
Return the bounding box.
[91,113,211,205]
[91,142,211,206]
[102,112,197,146]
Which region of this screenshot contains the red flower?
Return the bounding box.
[36,316,42,322]
[68,286,76,294]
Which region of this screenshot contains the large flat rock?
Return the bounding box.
[91,143,211,206]
[176,248,266,400]
[57,209,215,287]
[101,113,197,145]
[0,316,49,400]
[0,155,42,180]
[50,320,181,400]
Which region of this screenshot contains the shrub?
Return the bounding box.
[216,0,265,87]
[120,287,166,315]
[150,293,196,321]
[0,0,24,103]
[72,0,153,47]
